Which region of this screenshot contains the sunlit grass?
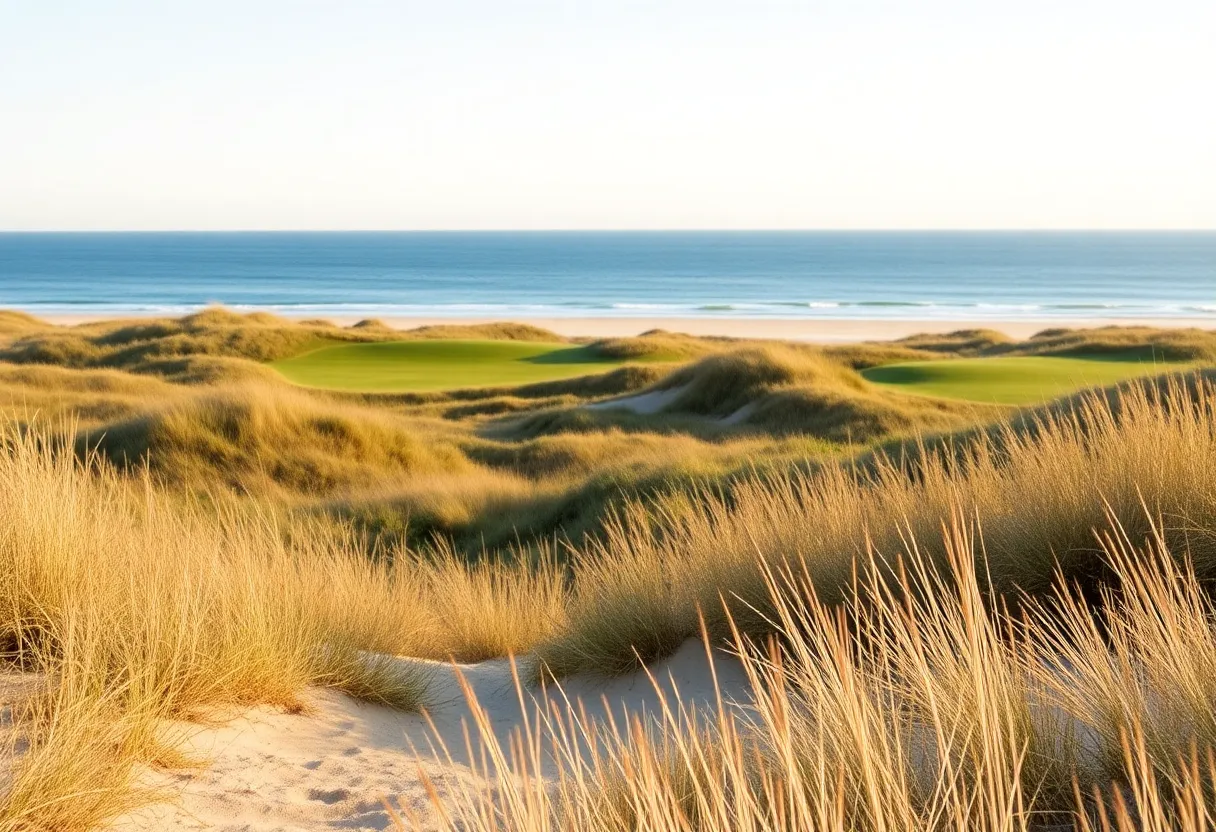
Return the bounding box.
[410,514,1216,832]
[271,339,664,392]
[863,354,1190,404]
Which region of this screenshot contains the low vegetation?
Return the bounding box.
[271,338,666,392]
[534,372,1216,678]
[418,515,1216,832]
[1,310,1216,829]
[864,354,1195,404]
[896,323,1216,362]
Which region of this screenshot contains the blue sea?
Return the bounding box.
[0,231,1213,321]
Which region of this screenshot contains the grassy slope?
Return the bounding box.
[6,313,1216,829]
[863,354,1191,404]
[436,521,1216,832]
[270,339,653,392]
[535,371,1216,679]
[503,343,988,443]
[1,312,1209,556]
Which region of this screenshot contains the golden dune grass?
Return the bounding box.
[81,382,476,493]
[538,374,1216,678]
[411,514,1216,832]
[1,317,1215,829]
[0,425,562,829]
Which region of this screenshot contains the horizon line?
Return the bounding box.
[3,227,1215,235]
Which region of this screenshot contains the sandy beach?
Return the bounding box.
[35,313,1216,342]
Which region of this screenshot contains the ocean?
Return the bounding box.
[0,231,1213,321]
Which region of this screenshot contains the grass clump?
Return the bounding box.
[0,420,586,827]
[589,330,724,361]
[81,383,473,494]
[0,311,49,339]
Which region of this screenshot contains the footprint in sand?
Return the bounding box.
[307,787,350,805]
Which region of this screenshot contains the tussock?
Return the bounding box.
[81,383,474,494]
[590,330,724,361]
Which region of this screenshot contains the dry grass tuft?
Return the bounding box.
[590,330,725,361]
[80,383,475,494]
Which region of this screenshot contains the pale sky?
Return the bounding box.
[2,1,1213,230]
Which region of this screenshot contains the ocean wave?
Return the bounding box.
[1044,303,1123,310]
[854,301,937,308]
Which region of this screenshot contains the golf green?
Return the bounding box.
[271,339,640,392]
[862,355,1188,405]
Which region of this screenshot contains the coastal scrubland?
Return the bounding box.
[3,309,1216,829]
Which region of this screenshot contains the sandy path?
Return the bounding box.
[586,384,688,415]
[111,640,751,832]
[587,384,760,427]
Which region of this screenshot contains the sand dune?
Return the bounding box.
[111,640,751,832]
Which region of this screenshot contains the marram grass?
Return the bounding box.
[409,515,1216,832]
[0,424,562,829]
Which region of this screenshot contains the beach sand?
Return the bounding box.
[109,640,751,832]
[36,313,1216,342]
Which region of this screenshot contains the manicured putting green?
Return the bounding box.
[272,339,637,392]
[862,356,1187,405]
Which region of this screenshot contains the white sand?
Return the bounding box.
[587,385,760,427]
[586,384,688,415]
[111,640,751,832]
[35,313,1216,343]
[720,401,759,425]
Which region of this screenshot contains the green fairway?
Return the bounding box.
[862,355,1189,405]
[271,339,643,392]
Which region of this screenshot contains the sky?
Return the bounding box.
[1,1,1214,230]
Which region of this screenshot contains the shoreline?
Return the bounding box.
[29,312,1216,343]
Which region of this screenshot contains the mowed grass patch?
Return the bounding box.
[862,354,1190,404]
[271,339,653,392]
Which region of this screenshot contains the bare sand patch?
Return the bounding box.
[586,384,689,415]
[110,640,750,832]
